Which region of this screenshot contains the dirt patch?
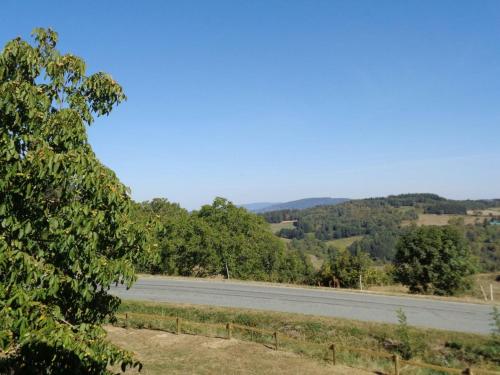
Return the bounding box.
[106,326,371,374]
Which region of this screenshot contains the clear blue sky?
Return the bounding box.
[2,1,499,209]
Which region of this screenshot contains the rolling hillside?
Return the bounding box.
[265,194,500,265]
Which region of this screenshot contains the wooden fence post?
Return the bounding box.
[490,284,494,301]
[480,285,488,301]
[176,317,180,335]
[392,354,400,375]
[274,331,279,350]
[226,323,232,340]
[330,344,336,365]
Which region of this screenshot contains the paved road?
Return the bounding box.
[110,278,494,335]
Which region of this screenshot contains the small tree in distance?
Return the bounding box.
[394,225,476,295]
[0,29,144,373]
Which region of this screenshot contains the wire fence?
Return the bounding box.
[115,312,499,375]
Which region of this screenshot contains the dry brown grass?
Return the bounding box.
[307,254,324,269]
[414,214,483,226]
[106,326,370,375]
[366,273,500,303]
[468,208,500,216]
[470,273,500,301]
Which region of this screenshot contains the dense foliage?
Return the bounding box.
[465,223,500,272]
[316,247,394,288]
[133,195,497,295]
[261,209,300,224]
[394,226,476,295]
[317,248,371,288]
[287,200,416,240]
[0,29,144,373]
[134,198,314,283]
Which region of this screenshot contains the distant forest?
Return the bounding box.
[261,194,500,268]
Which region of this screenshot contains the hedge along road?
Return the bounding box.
[110,277,494,335]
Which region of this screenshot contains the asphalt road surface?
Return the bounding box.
[110,278,493,335]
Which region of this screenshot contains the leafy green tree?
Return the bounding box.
[0,29,143,373]
[394,226,476,295]
[278,249,315,284]
[195,197,286,280]
[131,198,188,274]
[133,197,314,283]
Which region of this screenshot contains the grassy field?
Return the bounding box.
[115,300,500,374]
[326,235,364,250]
[107,326,366,374]
[269,220,296,234]
[414,214,484,226]
[469,208,500,216]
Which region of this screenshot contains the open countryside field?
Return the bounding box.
[415,213,485,226]
[400,213,487,226]
[400,207,500,227]
[468,208,500,216]
[106,326,366,375]
[269,220,296,233]
[326,235,364,250]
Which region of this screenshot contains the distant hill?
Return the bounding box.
[240,202,280,212]
[242,197,350,213]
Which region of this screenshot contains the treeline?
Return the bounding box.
[132,198,313,284]
[129,195,498,294]
[466,222,500,272]
[368,193,500,212]
[130,196,489,296]
[261,209,300,223]
[292,200,417,240]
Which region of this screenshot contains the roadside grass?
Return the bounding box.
[367,273,500,303]
[115,300,500,374]
[326,235,364,250]
[470,273,500,302]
